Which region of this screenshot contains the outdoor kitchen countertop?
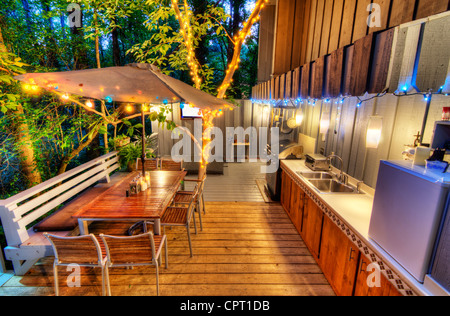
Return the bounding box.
[280,160,448,297]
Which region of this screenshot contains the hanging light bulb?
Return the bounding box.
[61,93,70,101]
[125,104,134,113]
[85,100,94,108]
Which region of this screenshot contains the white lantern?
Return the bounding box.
[366,116,383,149]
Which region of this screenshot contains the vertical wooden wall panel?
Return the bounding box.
[273,0,297,75]
[368,0,392,34]
[311,56,325,99]
[339,0,357,47]
[280,73,286,99]
[324,47,344,97]
[389,0,416,28]
[342,45,355,96]
[349,33,374,96]
[275,76,280,99]
[270,77,275,99]
[387,21,423,93]
[319,0,334,57]
[312,0,326,60]
[258,4,276,83]
[291,0,307,69]
[352,0,371,43]
[368,28,396,93]
[415,0,449,20]
[301,63,312,98]
[306,0,319,63]
[256,0,450,101]
[328,0,344,53]
[415,14,450,92]
[299,0,312,65]
[285,71,293,99]
[292,67,301,98]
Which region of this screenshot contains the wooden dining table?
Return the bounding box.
[73,170,187,236]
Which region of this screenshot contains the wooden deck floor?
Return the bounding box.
[0,202,334,296]
[196,162,268,202]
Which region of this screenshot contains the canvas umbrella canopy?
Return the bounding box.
[14,63,233,110]
[15,63,234,175]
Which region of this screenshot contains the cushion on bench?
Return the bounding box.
[33,172,128,232]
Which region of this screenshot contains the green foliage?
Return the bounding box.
[0,52,28,113]
[127,0,230,94]
[0,0,259,199]
[118,142,143,169]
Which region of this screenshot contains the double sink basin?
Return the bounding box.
[296,171,362,194]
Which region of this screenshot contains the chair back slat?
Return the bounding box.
[44,234,103,265]
[161,158,183,171]
[100,233,155,265]
[136,158,160,171]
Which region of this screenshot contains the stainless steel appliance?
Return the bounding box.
[305,154,330,172]
[265,140,303,201]
[369,160,450,283]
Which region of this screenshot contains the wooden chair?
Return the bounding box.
[160,157,184,171]
[136,158,160,171]
[43,233,107,296]
[173,175,207,231]
[161,187,199,257]
[99,232,168,296]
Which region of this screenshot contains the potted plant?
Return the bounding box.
[109,134,131,150]
[118,143,157,172]
[118,143,142,171]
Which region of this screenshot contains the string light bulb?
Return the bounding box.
[85,100,94,108]
[126,104,134,113]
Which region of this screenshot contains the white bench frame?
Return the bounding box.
[0,152,120,275]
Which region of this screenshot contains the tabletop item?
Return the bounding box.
[73,171,186,236]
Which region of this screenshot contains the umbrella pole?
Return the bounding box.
[141,108,146,176]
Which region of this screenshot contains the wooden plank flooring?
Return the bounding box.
[191,163,267,202]
[0,202,334,296]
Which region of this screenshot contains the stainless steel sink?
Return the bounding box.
[308,179,359,194]
[297,171,334,180]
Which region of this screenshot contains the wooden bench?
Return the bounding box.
[0,152,121,275]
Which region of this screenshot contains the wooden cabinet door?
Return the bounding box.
[354,254,403,296]
[289,181,305,233]
[280,171,292,214]
[301,197,324,259]
[319,215,360,296]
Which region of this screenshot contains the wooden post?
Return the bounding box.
[141,108,146,176]
[0,246,6,273]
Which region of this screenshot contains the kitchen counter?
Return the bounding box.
[281,160,449,297]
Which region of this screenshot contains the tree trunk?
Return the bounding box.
[57,129,100,175]
[42,1,60,69]
[69,8,89,69]
[12,105,43,186]
[0,25,42,187]
[94,8,101,69]
[112,21,121,66]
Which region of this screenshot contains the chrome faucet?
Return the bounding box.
[327,153,346,184]
[356,181,364,193]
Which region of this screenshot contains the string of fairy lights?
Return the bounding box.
[171,0,202,89]
[251,85,450,110]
